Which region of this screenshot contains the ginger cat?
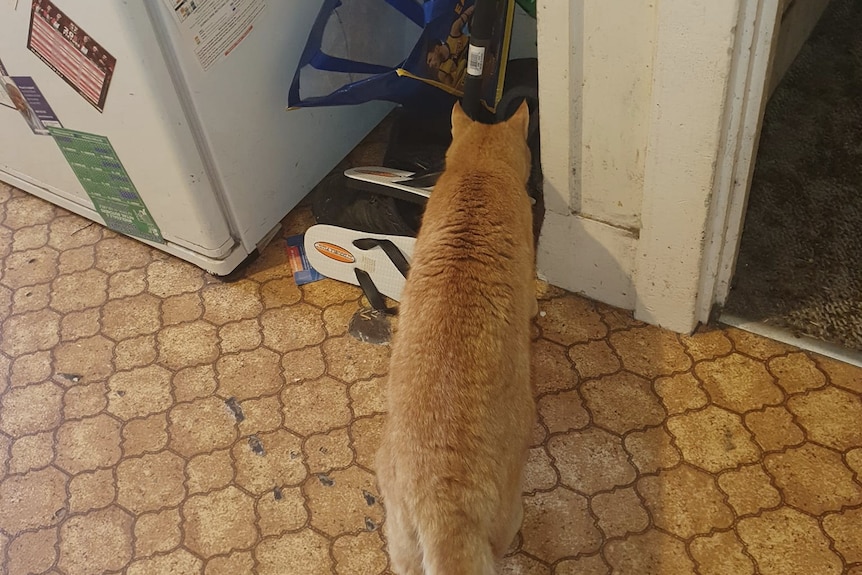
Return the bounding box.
[376,101,537,575]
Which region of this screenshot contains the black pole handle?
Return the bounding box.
[461,0,500,120]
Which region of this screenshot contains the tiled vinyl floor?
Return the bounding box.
[1,180,861,575]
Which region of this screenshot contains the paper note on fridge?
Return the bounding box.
[163,0,265,72]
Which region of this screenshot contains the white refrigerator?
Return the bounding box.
[0,0,393,275]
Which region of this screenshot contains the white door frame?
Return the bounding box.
[696,0,783,323]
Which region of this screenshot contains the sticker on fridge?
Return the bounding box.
[49,127,164,244]
[0,57,15,109]
[27,0,116,112]
[8,76,62,135]
[164,0,265,72]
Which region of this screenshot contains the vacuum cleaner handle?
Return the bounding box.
[461,0,500,120]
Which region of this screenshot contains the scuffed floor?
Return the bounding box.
[1,181,861,575]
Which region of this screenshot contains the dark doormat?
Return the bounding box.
[724,0,862,352]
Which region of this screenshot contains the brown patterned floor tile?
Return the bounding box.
[49,269,108,313]
[638,464,734,538]
[157,320,219,370]
[332,531,389,575]
[322,335,390,383]
[323,299,362,337]
[548,428,637,494]
[350,376,387,418]
[116,451,186,514]
[0,381,63,437]
[530,419,549,447]
[350,415,385,470]
[145,259,204,297]
[667,405,761,472]
[523,446,558,492]
[60,308,101,342]
[847,448,862,475]
[216,348,284,400]
[57,244,94,275]
[113,334,157,371]
[127,550,204,575]
[555,554,610,575]
[202,280,263,326]
[47,215,101,251]
[609,325,692,379]
[536,295,607,346]
[107,365,172,421]
[605,528,696,574]
[814,355,862,393]
[186,448,234,495]
[101,293,161,342]
[567,340,621,379]
[261,304,326,353]
[305,465,383,536]
[0,227,11,261]
[725,327,795,359]
[689,530,755,575]
[787,386,862,450]
[1,308,60,357]
[581,372,666,434]
[6,526,57,575]
[160,292,203,327]
[122,413,168,456]
[590,486,649,539]
[764,442,862,515]
[237,394,283,436]
[62,381,107,420]
[531,339,579,395]
[233,428,306,494]
[301,278,362,309]
[0,467,68,534]
[255,528,333,575]
[282,345,327,382]
[134,507,182,558]
[10,350,51,387]
[68,468,115,513]
[2,195,55,229]
[107,268,147,300]
[12,224,49,252]
[0,283,11,320]
[257,486,307,536]
[823,507,862,565]
[11,282,50,314]
[521,487,601,561]
[219,318,262,354]
[744,405,806,452]
[1,247,58,290]
[58,506,133,575]
[183,485,258,558]
[173,364,217,402]
[260,277,302,309]
[695,353,784,413]
[206,551,255,575]
[305,427,355,474]
[716,463,781,516]
[169,397,237,457]
[8,431,53,474]
[283,376,351,436]
[536,389,590,434]
[769,352,827,394]
[623,425,681,475]
[53,334,114,383]
[737,507,844,575]
[94,238,151,274]
[654,373,709,415]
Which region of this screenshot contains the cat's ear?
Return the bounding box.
[451,101,469,135]
[508,101,530,139]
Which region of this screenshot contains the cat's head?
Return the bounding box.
[449,101,532,184]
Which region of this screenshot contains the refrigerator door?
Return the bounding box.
[145,0,395,252]
[0,1,236,260]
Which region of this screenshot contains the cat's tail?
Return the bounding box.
[419,522,497,575]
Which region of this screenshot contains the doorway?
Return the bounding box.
[719,0,862,361]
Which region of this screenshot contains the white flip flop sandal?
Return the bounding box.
[304,224,416,307]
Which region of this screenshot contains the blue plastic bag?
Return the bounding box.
[288,0,513,110]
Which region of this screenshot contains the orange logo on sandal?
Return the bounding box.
[314,242,355,263]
